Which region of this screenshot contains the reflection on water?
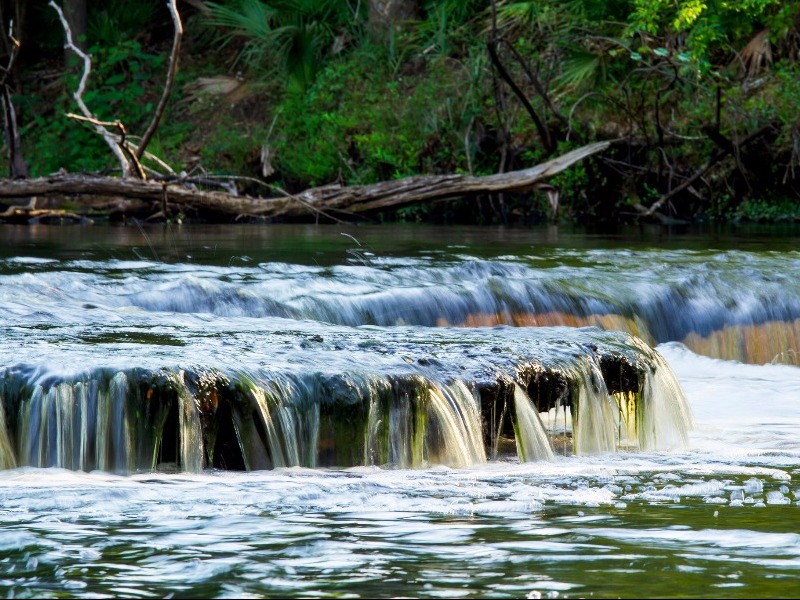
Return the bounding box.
[1,224,799,598]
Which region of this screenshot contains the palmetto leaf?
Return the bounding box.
[557,48,602,90]
[206,0,347,92]
[207,0,280,42]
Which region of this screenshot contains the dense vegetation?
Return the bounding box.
[2,0,799,224]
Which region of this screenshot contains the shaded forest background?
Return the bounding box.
[1,0,800,224]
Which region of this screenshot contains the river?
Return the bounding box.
[0,223,798,598]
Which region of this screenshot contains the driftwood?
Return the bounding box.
[0,141,610,221]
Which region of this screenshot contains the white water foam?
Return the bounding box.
[657,342,800,461]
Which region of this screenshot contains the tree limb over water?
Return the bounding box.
[0,141,610,222]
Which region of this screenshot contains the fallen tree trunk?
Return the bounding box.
[0,140,610,221]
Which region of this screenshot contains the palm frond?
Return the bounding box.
[556,48,602,91]
[206,0,280,42]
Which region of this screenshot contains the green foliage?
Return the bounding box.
[734,198,800,222]
[5,0,799,224]
[629,0,795,70]
[269,45,484,189]
[88,0,160,46]
[19,36,165,176]
[206,0,357,94]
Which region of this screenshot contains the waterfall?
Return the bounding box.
[0,324,693,473]
[637,346,694,450]
[365,377,419,468]
[173,371,204,473]
[512,383,554,462]
[548,343,693,456]
[14,373,133,472]
[425,380,486,468]
[0,392,15,469]
[364,376,486,468]
[248,375,320,469]
[568,358,620,455]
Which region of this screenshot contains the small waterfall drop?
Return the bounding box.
[249,376,320,469]
[0,393,15,469]
[568,359,620,455]
[425,380,486,468]
[549,343,693,456]
[365,377,421,468]
[98,373,133,473]
[365,376,486,468]
[16,373,133,472]
[174,371,204,473]
[512,383,554,462]
[637,347,694,450]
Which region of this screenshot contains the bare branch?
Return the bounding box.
[49,0,131,177]
[136,0,183,160]
[637,126,772,218]
[66,112,146,179]
[487,38,554,154]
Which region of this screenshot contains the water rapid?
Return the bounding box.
[3,225,800,599]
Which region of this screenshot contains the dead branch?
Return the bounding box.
[500,38,570,135]
[0,140,611,221]
[636,126,772,217]
[136,0,182,160]
[66,113,147,179]
[487,38,553,154]
[0,200,86,223]
[49,0,132,177]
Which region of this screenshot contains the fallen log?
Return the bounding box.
[0,140,610,221]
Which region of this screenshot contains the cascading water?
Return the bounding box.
[248,375,321,469]
[0,393,15,469]
[4,225,800,599]
[174,371,204,473]
[11,372,134,473]
[637,342,695,450]
[0,323,689,473]
[0,233,725,474]
[512,383,555,462]
[421,379,486,468]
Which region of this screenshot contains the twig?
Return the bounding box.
[270,183,349,224]
[487,38,553,154]
[49,0,131,177]
[501,38,570,134]
[136,0,182,160]
[566,92,598,142]
[66,112,147,179]
[463,117,474,175]
[637,125,772,217]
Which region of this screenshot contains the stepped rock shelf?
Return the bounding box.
[0,319,692,473]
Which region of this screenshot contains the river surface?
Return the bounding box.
[1,223,799,599]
